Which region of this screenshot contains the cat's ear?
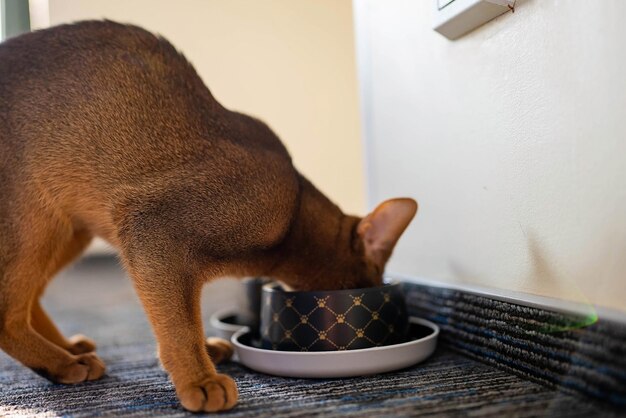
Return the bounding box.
[357,198,418,270]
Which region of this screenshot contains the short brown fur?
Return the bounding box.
[0,21,417,412]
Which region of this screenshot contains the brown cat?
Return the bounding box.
[0,21,417,412]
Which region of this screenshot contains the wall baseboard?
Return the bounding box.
[390,272,626,325]
[398,280,626,408]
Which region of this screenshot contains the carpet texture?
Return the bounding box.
[403,282,626,408]
[0,257,623,417]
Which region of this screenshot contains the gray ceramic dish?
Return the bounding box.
[233,316,439,378]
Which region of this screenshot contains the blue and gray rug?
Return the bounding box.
[403,282,626,408]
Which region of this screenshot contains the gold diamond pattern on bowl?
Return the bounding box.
[262,292,404,351]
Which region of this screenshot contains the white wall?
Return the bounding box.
[38,0,365,254]
[354,0,626,313]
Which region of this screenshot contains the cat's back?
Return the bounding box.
[0,20,292,178]
[1,20,219,138]
[0,20,186,87]
[1,20,205,149]
[0,22,154,152]
[0,21,299,252]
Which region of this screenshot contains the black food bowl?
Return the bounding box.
[260,282,409,351]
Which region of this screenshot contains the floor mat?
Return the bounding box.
[0,257,622,417]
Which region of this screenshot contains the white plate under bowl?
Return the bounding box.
[210,307,247,341]
[231,317,439,378]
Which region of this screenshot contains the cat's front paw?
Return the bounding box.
[177,374,238,412]
[205,337,234,364]
[67,334,96,354]
[46,352,106,384]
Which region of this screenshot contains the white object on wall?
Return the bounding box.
[433,0,515,40]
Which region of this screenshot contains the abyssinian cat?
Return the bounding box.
[0,21,417,412]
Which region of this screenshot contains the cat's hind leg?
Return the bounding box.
[30,229,97,355]
[31,301,96,355]
[0,199,105,383]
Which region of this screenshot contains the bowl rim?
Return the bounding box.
[261,280,402,297]
[232,316,439,356]
[209,306,247,332]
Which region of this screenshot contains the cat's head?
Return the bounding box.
[269,187,417,291]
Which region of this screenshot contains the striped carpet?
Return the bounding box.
[0,257,622,417]
[403,282,626,408]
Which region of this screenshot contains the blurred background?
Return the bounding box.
[1,0,624,315]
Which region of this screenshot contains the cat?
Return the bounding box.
[0,20,417,412]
